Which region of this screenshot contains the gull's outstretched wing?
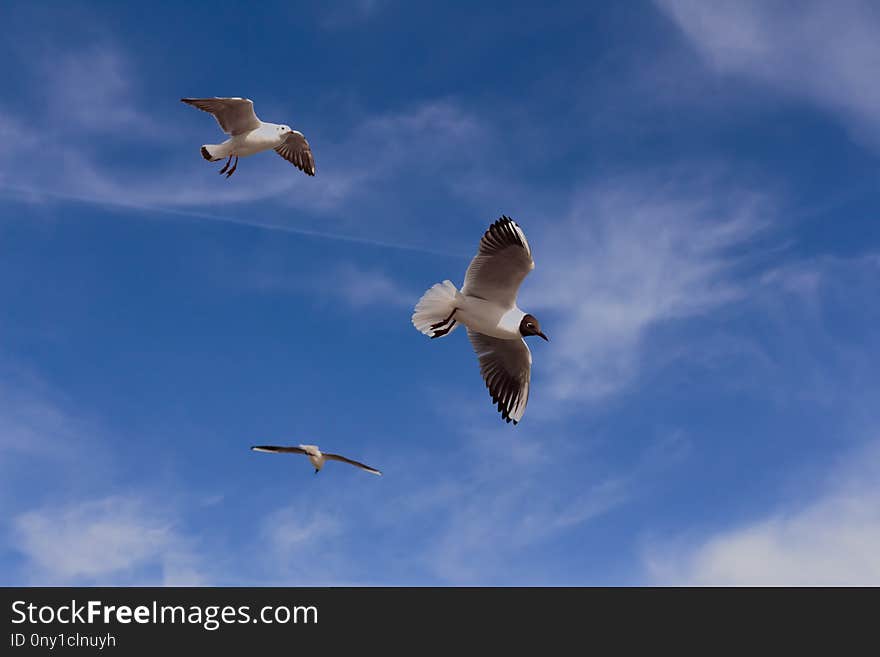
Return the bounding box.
[323,453,382,476]
[181,97,261,135]
[274,131,316,176]
[251,445,308,455]
[467,329,532,424]
[462,216,534,308]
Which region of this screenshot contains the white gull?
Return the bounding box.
[251,444,382,476]
[182,97,315,178]
[412,216,548,424]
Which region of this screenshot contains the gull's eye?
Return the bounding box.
[527,323,534,329]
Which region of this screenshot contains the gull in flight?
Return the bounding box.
[251,444,382,476]
[412,216,548,425]
[181,97,315,178]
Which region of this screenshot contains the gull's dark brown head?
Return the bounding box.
[519,314,549,341]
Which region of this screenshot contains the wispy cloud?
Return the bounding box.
[253,508,349,584]
[422,470,629,584]
[40,46,158,135]
[527,172,769,403]
[318,0,388,30]
[0,38,481,207]
[325,263,415,309]
[239,418,639,586]
[644,439,880,585]
[242,258,417,311]
[0,369,112,491]
[0,380,82,458]
[0,39,490,253]
[655,0,880,145]
[638,251,880,585]
[0,365,205,586]
[263,510,342,552]
[11,494,203,585]
[411,418,693,584]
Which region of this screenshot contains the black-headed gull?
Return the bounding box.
[181,97,315,178]
[412,216,548,425]
[251,444,382,476]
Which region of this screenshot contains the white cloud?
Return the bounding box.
[0,372,111,484]
[238,419,639,586]
[423,472,628,584]
[613,250,880,586]
[0,36,486,216]
[0,43,489,252]
[252,506,363,586]
[41,46,157,135]
[408,419,696,584]
[645,441,880,585]
[0,380,82,457]
[527,173,768,402]
[319,0,387,29]
[0,367,205,586]
[327,263,414,309]
[262,509,341,554]
[12,495,203,585]
[242,259,416,311]
[655,0,880,144]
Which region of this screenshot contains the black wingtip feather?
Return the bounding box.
[480,216,525,254]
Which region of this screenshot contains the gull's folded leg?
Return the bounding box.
[226,155,238,178]
[218,156,232,175]
[431,319,457,339]
[430,308,457,330]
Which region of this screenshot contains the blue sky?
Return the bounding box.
[1,0,879,585]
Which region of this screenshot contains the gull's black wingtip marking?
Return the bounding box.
[481,215,525,253]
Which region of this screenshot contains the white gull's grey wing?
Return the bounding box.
[274,131,316,176]
[467,329,532,424]
[251,445,308,455]
[181,97,261,135]
[461,216,534,308]
[322,453,382,476]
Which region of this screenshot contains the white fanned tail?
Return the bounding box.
[412,280,460,339]
[200,144,226,161]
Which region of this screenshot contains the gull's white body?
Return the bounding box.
[298,444,326,471]
[412,217,544,425]
[181,97,315,176]
[250,444,382,476]
[208,122,288,159]
[453,297,526,340]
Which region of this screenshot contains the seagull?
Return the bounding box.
[412,216,548,425]
[181,97,315,178]
[251,444,382,476]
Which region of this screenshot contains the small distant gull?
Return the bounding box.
[181,97,315,178]
[412,216,548,424]
[251,444,382,476]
